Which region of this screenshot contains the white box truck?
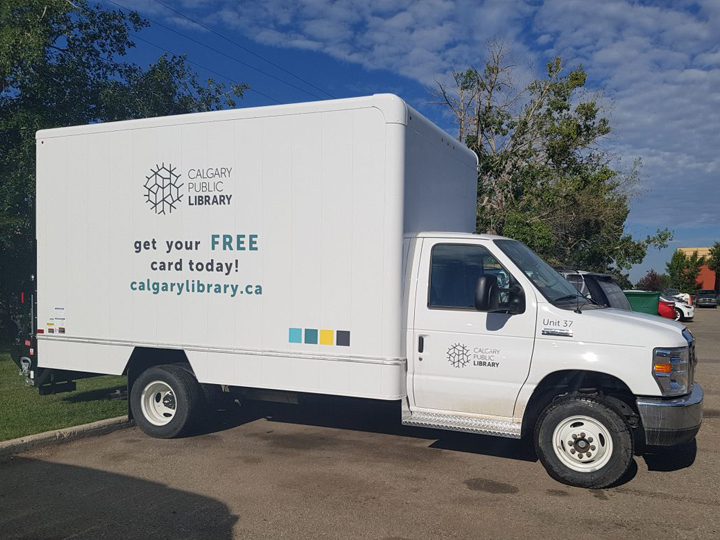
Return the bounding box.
[16,94,701,488]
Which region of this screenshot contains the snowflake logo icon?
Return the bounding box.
[447,343,470,368]
[144,163,184,215]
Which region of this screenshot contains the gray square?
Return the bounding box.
[336,330,350,347]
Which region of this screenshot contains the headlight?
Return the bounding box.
[653,347,690,396]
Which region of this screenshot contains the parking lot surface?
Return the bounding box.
[1,309,719,539]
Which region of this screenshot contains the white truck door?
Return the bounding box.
[411,238,537,418]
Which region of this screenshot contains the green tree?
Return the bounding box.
[666,251,686,291]
[434,43,671,275]
[613,273,633,291]
[635,270,668,292]
[0,0,247,336]
[666,250,706,294]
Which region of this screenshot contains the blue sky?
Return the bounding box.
[105,0,720,281]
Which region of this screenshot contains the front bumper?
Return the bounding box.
[636,384,703,446]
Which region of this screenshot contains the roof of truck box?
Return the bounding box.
[409,232,510,241]
[36,94,406,138]
[36,93,477,169]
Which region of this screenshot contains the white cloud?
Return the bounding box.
[110,0,720,234]
[531,0,720,231]
[196,0,539,85]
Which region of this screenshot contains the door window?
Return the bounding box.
[428,244,513,310]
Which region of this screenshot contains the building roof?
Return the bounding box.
[677,247,712,257]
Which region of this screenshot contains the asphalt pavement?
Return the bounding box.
[1,308,719,539]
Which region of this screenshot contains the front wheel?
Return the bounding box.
[535,395,634,488]
[674,308,683,321]
[131,364,203,439]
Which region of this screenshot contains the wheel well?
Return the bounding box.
[520,370,638,438]
[124,347,193,418]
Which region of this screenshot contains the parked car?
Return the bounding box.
[696,289,718,308]
[664,288,691,305]
[658,297,676,319]
[558,270,632,310]
[661,295,694,321]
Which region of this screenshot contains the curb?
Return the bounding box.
[0,416,134,460]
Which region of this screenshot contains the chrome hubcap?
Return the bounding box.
[552,415,613,473]
[140,380,177,426]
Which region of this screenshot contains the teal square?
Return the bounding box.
[304,329,318,344]
[289,328,302,343]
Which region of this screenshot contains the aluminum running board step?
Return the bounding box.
[402,410,522,439]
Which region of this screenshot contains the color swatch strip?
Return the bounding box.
[289,328,350,346]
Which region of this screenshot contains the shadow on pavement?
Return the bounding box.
[202,397,701,478]
[221,397,539,463]
[642,439,698,471]
[193,395,704,485]
[429,431,537,462]
[193,401,265,436]
[0,457,238,540]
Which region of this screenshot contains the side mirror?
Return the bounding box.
[475,275,499,311]
[506,284,526,315]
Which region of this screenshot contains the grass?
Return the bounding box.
[0,344,127,442]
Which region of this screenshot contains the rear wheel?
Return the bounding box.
[131,364,203,438]
[535,395,634,488]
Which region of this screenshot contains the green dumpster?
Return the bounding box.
[624,290,660,315]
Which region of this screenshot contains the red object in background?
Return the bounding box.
[697,264,717,290]
[658,299,675,319]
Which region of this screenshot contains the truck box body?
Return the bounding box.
[36,95,477,400]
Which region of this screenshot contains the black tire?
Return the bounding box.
[534,395,634,489]
[201,383,225,414]
[674,308,683,321]
[131,364,203,439]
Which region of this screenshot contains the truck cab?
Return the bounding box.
[402,232,702,487]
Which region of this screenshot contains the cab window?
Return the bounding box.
[428,244,513,310]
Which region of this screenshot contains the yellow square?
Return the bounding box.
[319,329,334,345]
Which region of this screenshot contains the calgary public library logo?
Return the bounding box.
[144,163,183,215]
[447,343,470,368]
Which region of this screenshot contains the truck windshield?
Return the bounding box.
[494,239,584,304]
